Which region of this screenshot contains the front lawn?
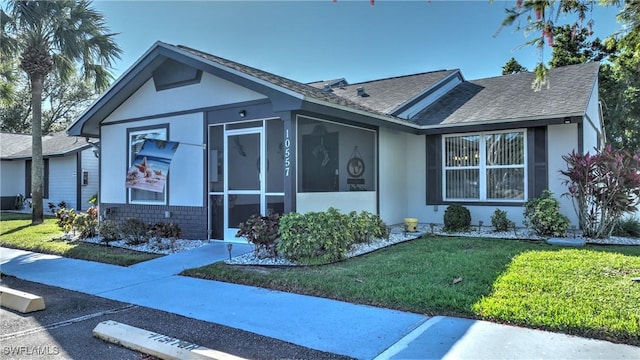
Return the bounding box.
[0,212,161,266]
[182,237,640,345]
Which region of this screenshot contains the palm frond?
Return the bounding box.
[5,0,121,87]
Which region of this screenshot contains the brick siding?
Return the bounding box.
[100,203,208,239]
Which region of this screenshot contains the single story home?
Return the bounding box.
[67,41,602,240]
[0,131,99,212]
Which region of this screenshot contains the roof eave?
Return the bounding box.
[67,41,171,138]
[417,112,585,135]
[302,96,422,133]
[68,42,308,138]
[388,70,463,116]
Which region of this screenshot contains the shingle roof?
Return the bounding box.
[413,62,600,126]
[0,133,32,158]
[1,132,93,159]
[308,70,459,114]
[68,41,601,138]
[175,44,400,120]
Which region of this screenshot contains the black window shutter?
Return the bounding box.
[528,127,548,198]
[44,159,49,199]
[25,160,31,196]
[425,134,442,204]
[24,159,49,199]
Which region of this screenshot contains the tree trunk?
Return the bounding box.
[30,74,44,225]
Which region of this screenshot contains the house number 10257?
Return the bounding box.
[284,129,291,176]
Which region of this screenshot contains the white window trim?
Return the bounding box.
[442,129,527,202]
[128,127,168,205]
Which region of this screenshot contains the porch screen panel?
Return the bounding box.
[266,120,285,194]
[297,116,376,193]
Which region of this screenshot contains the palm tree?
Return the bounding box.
[1,0,121,224]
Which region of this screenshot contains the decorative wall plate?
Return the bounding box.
[347,157,365,177]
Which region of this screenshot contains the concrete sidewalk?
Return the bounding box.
[1,245,639,359]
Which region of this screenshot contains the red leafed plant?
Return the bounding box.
[561,145,640,239]
[236,213,281,258]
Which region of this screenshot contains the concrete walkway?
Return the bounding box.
[1,244,639,359]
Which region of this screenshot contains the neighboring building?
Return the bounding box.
[0,132,99,212]
[67,41,602,240]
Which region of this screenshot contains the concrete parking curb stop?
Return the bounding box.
[0,285,45,313]
[93,320,246,360]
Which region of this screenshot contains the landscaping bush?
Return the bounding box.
[491,209,514,232]
[523,190,569,237]
[348,211,388,244]
[443,204,471,232]
[72,213,97,239]
[121,218,150,245]
[98,220,120,244]
[612,216,640,238]
[278,207,351,264]
[561,146,640,238]
[150,222,182,239]
[14,194,24,210]
[54,208,76,233]
[48,201,67,214]
[236,213,280,258]
[72,206,98,239]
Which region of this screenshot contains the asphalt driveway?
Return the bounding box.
[0,275,351,360]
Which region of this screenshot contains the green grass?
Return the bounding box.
[0,212,161,266]
[182,237,640,345]
[473,249,640,344]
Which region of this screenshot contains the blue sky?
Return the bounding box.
[93,0,622,84]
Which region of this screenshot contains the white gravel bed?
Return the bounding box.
[224,228,424,266]
[68,223,638,263]
[426,224,640,245]
[79,235,211,255]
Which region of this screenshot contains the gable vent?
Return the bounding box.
[357,87,369,97]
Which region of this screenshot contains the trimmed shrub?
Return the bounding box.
[121,218,150,245]
[98,220,120,244]
[150,222,182,239]
[72,213,97,239]
[278,207,351,264]
[612,217,640,238]
[491,209,514,232]
[443,204,471,232]
[236,213,280,258]
[54,208,76,233]
[348,211,388,245]
[523,190,569,237]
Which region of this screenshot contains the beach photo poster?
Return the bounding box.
[125,140,179,193]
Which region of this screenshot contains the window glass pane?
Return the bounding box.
[129,128,167,203]
[228,133,260,190]
[298,117,375,192]
[487,168,525,200]
[445,169,479,199]
[209,195,224,239]
[226,121,263,130]
[445,135,479,167]
[485,132,524,166]
[266,195,284,216]
[208,126,224,192]
[228,194,260,228]
[266,120,284,193]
